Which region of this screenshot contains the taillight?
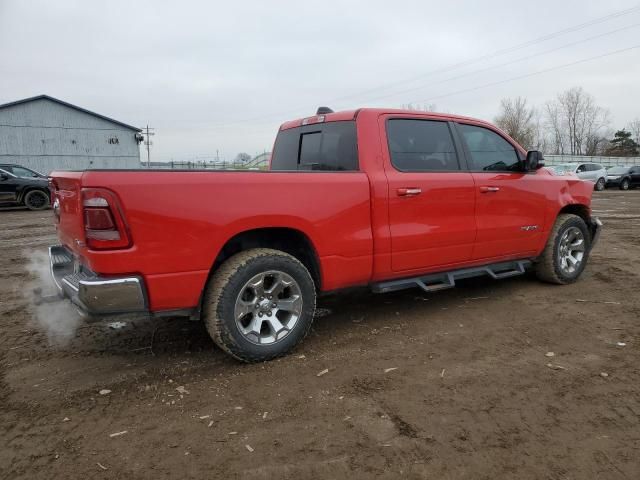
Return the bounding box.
[85,205,115,230]
[82,188,131,250]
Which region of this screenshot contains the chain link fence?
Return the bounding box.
[544,155,640,167]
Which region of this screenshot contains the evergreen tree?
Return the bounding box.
[606,129,639,156]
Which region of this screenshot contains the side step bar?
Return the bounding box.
[371,260,531,294]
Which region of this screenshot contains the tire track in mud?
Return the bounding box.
[2,193,640,479]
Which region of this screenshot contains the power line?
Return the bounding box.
[408,44,640,105]
[328,4,640,105]
[205,4,640,129]
[356,22,640,104]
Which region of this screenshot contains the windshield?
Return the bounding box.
[608,167,629,174]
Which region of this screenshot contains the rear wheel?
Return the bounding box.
[202,248,316,362]
[23,190,49,210]
[620,178,630,190]
[595,177,605,191]
[535,214,591,285]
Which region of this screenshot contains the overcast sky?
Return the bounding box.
[1,0,639,161]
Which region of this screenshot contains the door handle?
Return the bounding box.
[397,187,422,197]
[479,186,500,193]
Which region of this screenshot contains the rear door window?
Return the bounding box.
[386,119,460,171]
[458,124,520,171]
[11,167,40,178]
[271,121,358,171]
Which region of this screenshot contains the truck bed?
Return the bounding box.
[50,170,374,311]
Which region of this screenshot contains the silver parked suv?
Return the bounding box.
[552,163,608,191]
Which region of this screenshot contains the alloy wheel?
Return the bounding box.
[558,227,585,275]
[26,191,47,209]
[234,270,303,345]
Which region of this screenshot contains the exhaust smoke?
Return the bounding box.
[23,250,81,345]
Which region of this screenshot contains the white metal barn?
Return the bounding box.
[0,95,141,174]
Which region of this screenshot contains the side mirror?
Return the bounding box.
[0,173,8,181]
[525,151,545,171]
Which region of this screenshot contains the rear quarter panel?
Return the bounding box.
[78,170,373,311]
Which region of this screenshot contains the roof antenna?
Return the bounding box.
[316,106,334,115]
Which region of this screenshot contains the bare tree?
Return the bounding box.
[402,103,437,112]
[545,87,609,155]
[544,101,565,154]
[531,111,548,153]
[628,118,640,146]
[584,132,610,156]
[494,97,536,148]
[234,152,251,163]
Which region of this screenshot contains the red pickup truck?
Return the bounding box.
[48,107,602,362]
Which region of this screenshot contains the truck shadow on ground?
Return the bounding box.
[61,273,534,363]
[5,269,586,411]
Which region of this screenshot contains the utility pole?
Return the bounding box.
[143,125,155,168]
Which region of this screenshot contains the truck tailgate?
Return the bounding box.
[50,171,85,257]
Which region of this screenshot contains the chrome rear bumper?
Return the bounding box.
[48,245,147,317]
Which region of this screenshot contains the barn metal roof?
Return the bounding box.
[0,94,142,132]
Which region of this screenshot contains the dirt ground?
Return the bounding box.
[1,191,640,480]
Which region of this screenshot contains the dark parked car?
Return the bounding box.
[0,165,51,210]
[606,166,640,190]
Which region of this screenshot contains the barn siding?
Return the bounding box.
[0,97,140,174]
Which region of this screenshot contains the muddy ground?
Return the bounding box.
[1,190,640,479]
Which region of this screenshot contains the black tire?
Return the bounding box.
[202,248,316,362]
[23,189,49,210]
[535,214,591,285]
[595,177,605,191]
[620,178,630,190]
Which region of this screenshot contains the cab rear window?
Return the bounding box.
[270,121,358,171]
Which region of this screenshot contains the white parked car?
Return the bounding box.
[551,163,608,191]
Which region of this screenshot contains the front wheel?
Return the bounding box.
[595,178,606,191]
[535,214,591,285]
[620,178,630,190]
[202,248,316,362]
